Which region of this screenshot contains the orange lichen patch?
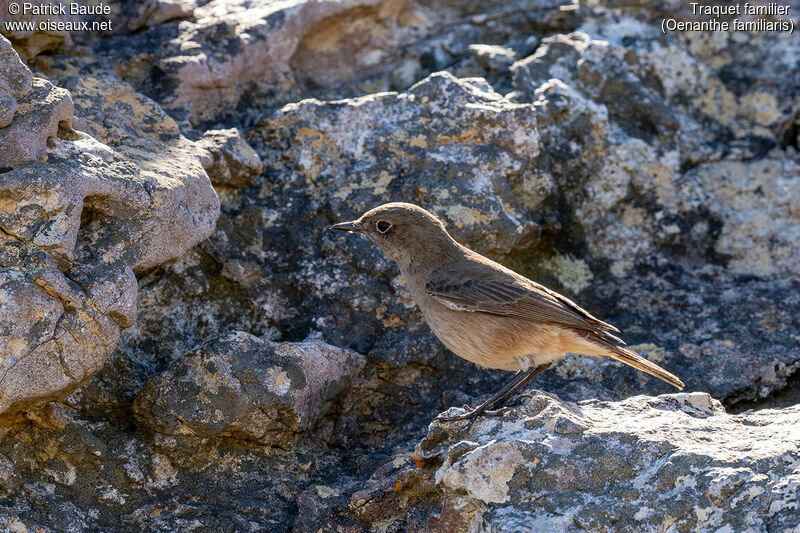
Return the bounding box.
[408,135,427,148]
[435,130,478,145]
[411,455,423,469]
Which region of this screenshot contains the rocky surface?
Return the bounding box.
[345,391,800,532]
[0,32,219,421]
[0,0,798,531]
[134,332,365,448]
[195,127,264,189]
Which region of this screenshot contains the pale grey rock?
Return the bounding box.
[106,0,427,125]
[0,0,797,531]
[0,0,78,59]
[0,34,32,128]
[108,0,196,33]
[255,71,542,257]
[381,391,800,532]
[0,78,73,168]
[0,117,218,417]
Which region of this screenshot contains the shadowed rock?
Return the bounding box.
[133,332,366,448]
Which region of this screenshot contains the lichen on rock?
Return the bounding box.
[0,0,797,530]
[133,332,365,448]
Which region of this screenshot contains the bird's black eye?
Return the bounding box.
[376,220,392,234]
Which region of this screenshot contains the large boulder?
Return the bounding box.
[133,332,366,448]
[345,391,800,532]
[0,35,32,128]
[98,0,428,125]
[0,42,219,419]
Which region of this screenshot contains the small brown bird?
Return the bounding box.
[330,202,684,420]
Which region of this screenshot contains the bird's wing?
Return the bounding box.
[424,261,623,341]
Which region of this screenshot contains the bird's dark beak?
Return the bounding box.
[329,220,361,233]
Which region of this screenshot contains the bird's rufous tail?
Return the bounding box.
[607,345,684,389]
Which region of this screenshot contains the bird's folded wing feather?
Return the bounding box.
[424,263,623,341]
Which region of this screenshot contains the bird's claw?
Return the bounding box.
[483,406,512,417]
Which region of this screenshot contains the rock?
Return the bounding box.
[0,78,74,168]
[0,0,797,531]
[98,0,429,125]
[348,391,800,532]
[0,34,71,167]
[468,44,517,73]
[254,71,542,256]
[94,0,581,125]
[0,0,79,59]
[0,35,32,128]
[0,401,321,531]
[106,0,196,34]
[0,42,219,418]
[686,155,800,277]
[133,332,366,448]
[196,127,263,189]
[507,32,800,280]
[55,71,221,273]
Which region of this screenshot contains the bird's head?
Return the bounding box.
[329,202,456,267]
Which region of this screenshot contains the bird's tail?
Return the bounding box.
[607,345,684,390]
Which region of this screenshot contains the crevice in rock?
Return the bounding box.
[778,107,800,150]
[726,364,800,414]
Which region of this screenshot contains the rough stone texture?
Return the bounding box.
[0,0,797,531]
[0,42,219,419]
[134,332,365,448]
[510,29,800,279]
[345,391,800,532]
[257,70,542,255]
[196,127,263,189]
[85,0,584,126]
[95,0,430,126]
[0,35,32,128]
[106,0,196,34]
[0,35,68,166]
[0,77,74,167]
[0,0,76,58]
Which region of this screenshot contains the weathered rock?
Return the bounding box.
[98,0,429,125]
[134,332,366,448]
[106,0,196,34]
[196,127,263,189]
[347,391,800,532]
[94,0,583,125]
[0,41,219,418]
[0,77,73,167]
[0,0,79,59]
[0,34,72,167]
[686,155,800,277]
[0,0,797,531]
[0,35,32,128]
[468,44,516,73]
[254,71,542,256]
[0,401,333,531]
[509,34,800,280]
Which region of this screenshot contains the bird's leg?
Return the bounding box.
[437,370,526,422]
[438,364,551,423]
[488,363,552,409]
